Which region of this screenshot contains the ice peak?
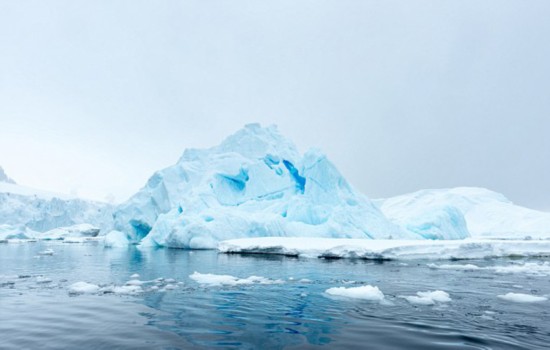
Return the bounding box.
[215,124,300,161]
[0,166,16,184]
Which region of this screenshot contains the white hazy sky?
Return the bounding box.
[1,1,549,209]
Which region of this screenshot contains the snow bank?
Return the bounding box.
[402,290,451,305]
[114,124,426,248]
[189,272,283,287]
[497,293,548,303]
[218,237,550,260]
[325,285,385,301]
[378,187,550,240]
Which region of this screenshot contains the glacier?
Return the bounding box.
[0,169,113,237]
[114,123,426,248]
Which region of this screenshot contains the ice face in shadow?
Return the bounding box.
[114,124,419,248]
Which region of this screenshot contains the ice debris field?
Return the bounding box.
[2,124,550,261]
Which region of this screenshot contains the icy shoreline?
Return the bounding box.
[218,237,550,260]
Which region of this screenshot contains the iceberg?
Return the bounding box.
[378,187,550,240]
[115,124,424,248]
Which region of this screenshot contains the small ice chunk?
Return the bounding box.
[417,291,452,303]
[38,249,54,256]
[164,284,177,290]
[165,278,176,283]
[325,285,385,301]
[190,272,283,287]
[427,263,480,271]
[404,295,435,305]
[497,293,548,303]
[130,274,140,279]
[36,276,52,284]
[112,285,143,295]
[403,290,451,305]
[299,278,312,283]
[68,282,100,294]
[125,279,144,286]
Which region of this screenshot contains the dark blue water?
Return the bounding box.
[1,241,549,349]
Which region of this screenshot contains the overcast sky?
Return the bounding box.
[1,1,549,209]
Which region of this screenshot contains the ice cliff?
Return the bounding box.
[378,187,550,240]
[0,169,113,234]
[114,124,426,248]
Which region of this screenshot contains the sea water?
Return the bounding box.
[1,241,549,349]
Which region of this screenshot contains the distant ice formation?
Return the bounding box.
[0,172,113,233]
[378,187,550,240]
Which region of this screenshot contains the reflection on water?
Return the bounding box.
[1,241,549,349]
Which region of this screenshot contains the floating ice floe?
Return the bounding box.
[218,237,550,260]
[427,263,481,270]
[325,285,385,301]
[38,249,55,256]
[189,272,284,287]
[497,293,548,303]
[428,262,550,276]
[401,290,451,305]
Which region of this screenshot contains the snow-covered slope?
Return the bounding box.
[0,172,113,233]
[115,124,423,248]
[378,187,550,240]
